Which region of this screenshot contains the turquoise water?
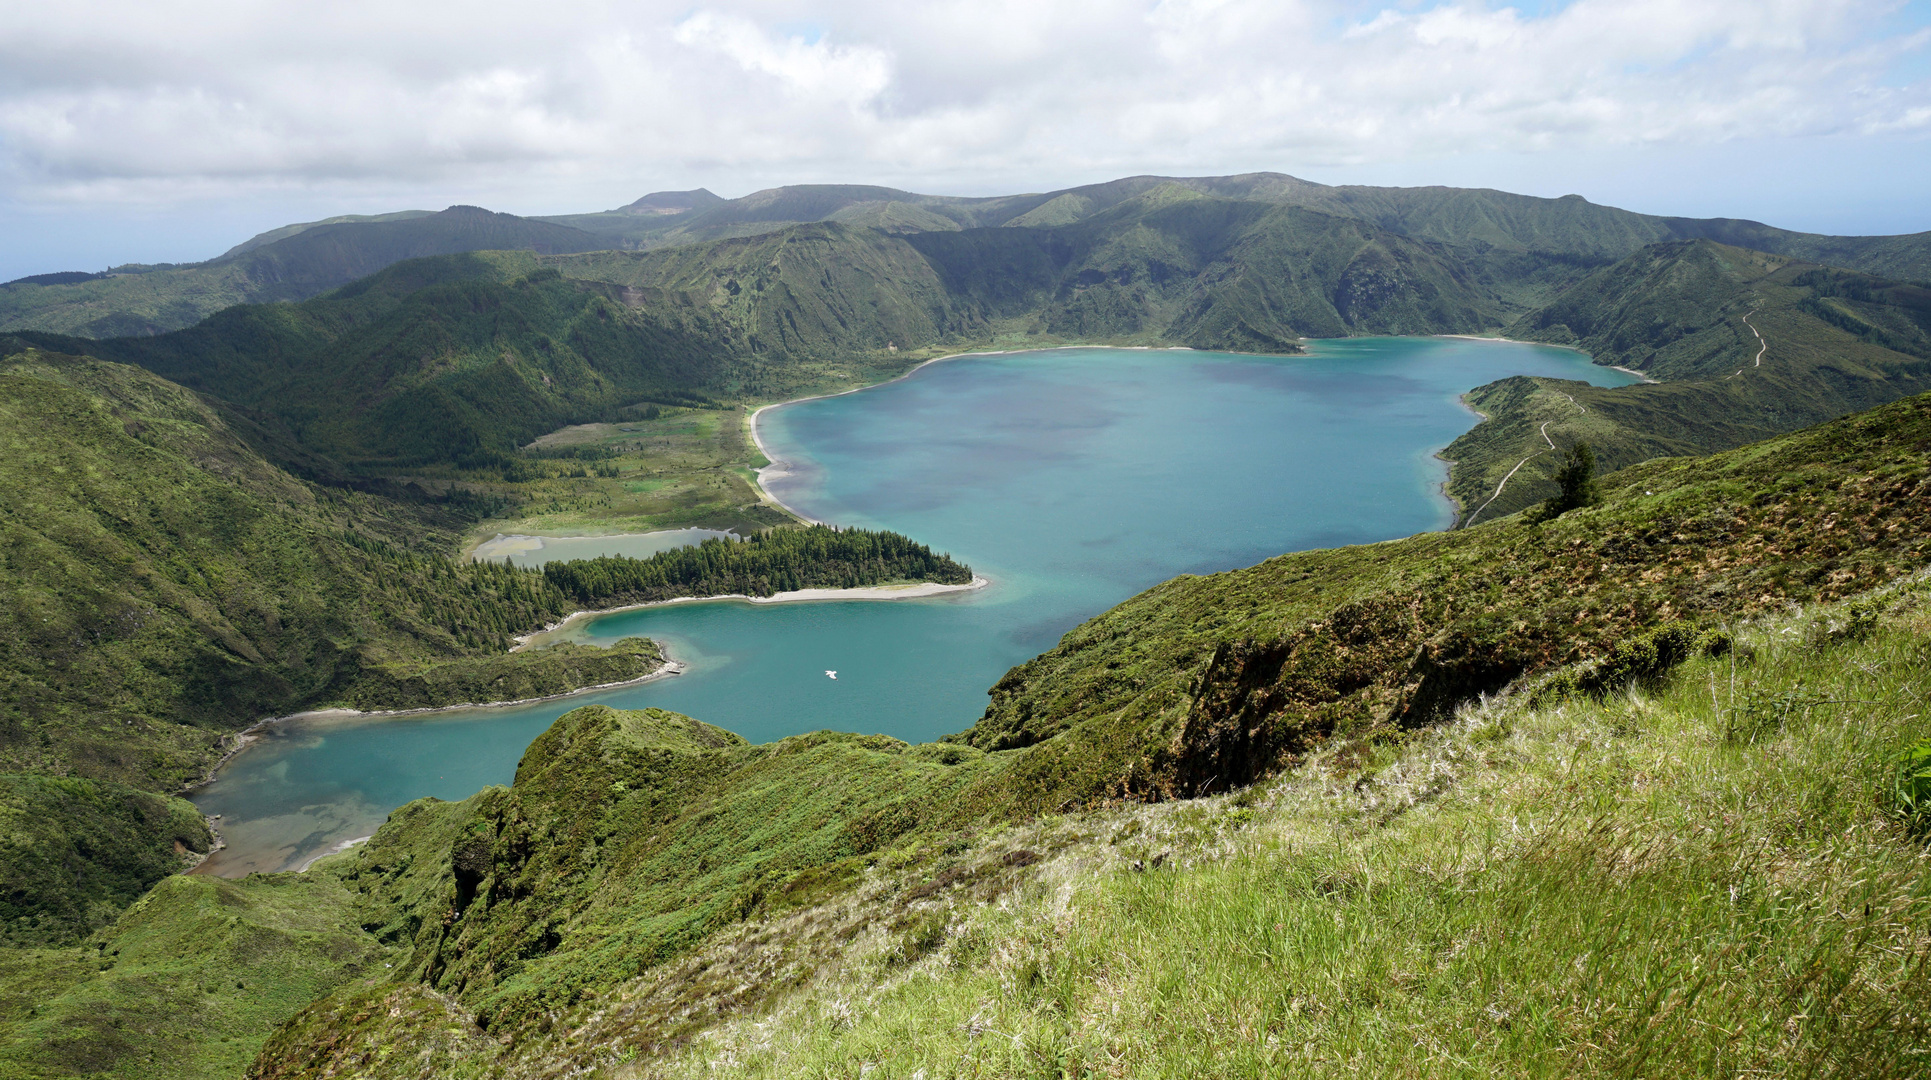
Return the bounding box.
[193,339,1635,874]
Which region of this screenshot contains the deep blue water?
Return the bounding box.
[193,339,1635,874]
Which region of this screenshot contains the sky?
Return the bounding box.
[3,0,1929,280]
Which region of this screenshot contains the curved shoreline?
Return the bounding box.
[182,656,692,797]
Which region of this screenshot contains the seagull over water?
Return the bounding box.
[825,670,838,680]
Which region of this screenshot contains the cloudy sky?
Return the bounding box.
[3,0,1928,279]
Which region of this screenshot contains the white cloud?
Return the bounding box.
[0,0,1924,211]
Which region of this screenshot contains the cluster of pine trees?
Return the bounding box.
[340,530,577,651]
[329,526,968,653]
[539,525,973,605]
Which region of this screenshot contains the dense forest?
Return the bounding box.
[539,525,974,605]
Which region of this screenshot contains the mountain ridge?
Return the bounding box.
[7,172,1928,340]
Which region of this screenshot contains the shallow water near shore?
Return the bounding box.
[193,340,1636,874]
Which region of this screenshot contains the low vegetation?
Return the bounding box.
[634,580,1931,1079]
[0,874,387,1080]
[0,774,211,946]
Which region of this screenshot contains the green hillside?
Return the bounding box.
[631,582,1931,1079]
[4,385,1923,1079]
[0,344,685,770]
[26,256,747,467]
[0,344,680,935]
[1441,239,1931,521]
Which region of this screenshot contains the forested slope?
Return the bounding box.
[20,257,743,468]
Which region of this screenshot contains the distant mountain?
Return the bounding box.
[1,270,106,287]
[546,190,1502,359]
[0,206,611,338]
[620,188,726,214]
[541,173,1931,285]
[6,173,1928,341]
[24,252,741,466]
[215,209,437,258]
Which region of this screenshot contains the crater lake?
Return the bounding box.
[192,339,1638,874]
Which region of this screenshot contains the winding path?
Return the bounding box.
[1463,419,1558,527]
[1726,309,1768,379]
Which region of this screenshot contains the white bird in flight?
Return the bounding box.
[825,670,838,680]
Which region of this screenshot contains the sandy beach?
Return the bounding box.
[515,576,991,650]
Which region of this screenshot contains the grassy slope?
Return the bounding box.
[0,874,387,1080]
[636,582,1931,1079]
[468,407,794,539]
[0,775,212,945]
[1443,240,1931,520]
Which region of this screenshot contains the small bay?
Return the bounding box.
[192,339,1635,874]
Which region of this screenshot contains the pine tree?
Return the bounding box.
[1544,441,1601,518]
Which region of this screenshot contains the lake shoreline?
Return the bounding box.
[182,654,693,801]
[514,576,992,650]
